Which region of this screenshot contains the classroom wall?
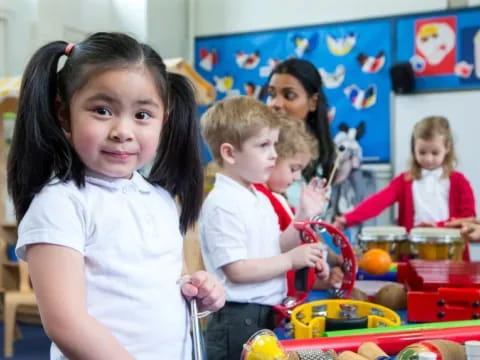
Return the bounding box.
[188,0,480,223]
[147,0,189,60]
[193,0,449,37]
[0,0,147,76]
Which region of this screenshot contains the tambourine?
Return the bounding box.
[273,219,356,322]
[295,219,356,298]
[290,299,401,339]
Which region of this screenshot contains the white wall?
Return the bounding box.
[0,0,146,76]
[146,0,188,60]
[194,0,449,37]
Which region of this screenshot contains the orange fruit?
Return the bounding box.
[358,248,392,275]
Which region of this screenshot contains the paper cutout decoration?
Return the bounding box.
[344,84,377,110]
[319,65,346,89]
[326,33,357,56]
[357,51,386,73]
[165,58,216,105]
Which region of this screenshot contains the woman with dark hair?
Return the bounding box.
[265,59,344,291]
[266,58,336,206]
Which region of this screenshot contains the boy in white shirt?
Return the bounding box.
[199,97,329,360]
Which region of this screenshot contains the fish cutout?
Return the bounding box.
[357,51,386,73]
[319,65,346,89]
[292,32,319,57]
[344,84,377,110]
[235,50,260,69]
[199,48,218,72]
[213,75,234,93]
[259,58,280,77]
[326,32,356,56]
[454,61,473,78]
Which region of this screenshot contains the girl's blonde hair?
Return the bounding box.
[409,115,457,179]
[276,114,319,161]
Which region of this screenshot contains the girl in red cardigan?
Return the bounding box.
[254,115,343,291]
[334,116,476,258]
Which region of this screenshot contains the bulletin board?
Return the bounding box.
[195,19,393,163]
[195,6,480,165]
[396,8,480,91]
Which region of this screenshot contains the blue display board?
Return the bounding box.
[396,9,480,91]
[195,20,392,163]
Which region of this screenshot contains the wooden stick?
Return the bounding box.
[326,146,345,188]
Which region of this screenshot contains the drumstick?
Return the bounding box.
[326,145,345,188]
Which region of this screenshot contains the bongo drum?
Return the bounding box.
[358,226,408,261]
[409,227,464,261]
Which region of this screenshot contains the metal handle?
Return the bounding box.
[190,298,204,360]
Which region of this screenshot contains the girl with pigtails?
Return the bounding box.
[8,32,224,360]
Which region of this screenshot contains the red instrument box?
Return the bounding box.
[398,260,480,322]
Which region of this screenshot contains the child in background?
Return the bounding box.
[334,116,476,258]
[254,114,344,291]
[8,32,224,360]
[199,97,330,360]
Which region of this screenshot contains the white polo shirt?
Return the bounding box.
[16,172,191,360]
[199,174,286,306]
[413,168,450,225]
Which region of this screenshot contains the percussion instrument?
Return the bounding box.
[409,227,464,261]
[358,226,409,262]
[274,220,357,323]
[289,299,401,339]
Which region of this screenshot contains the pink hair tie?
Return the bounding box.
[65,43,75,56]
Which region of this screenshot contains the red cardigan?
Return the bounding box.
[344,170,476,230]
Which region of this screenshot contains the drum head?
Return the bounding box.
[409,227,462,243]
[359,226,407,242]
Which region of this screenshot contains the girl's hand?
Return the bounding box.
[313,266,343,290]
[296,177,329,220]
[314,258,330,281]
[415,221,437,228]
[333,216,347,230]
[287,243,324,270]
[327,266,344,288]
[180,271,225,312]
[445,217,479,228]
[461,223,480,243]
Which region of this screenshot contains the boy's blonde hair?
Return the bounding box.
[275,114,319,161]
[201,96,279,165]
[409,115,457,179]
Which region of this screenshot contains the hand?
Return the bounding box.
[445,217,479,228]
[180,271,225,312]
[415,221,436,228]
[313,266,343,290]
[333,216,347,230]
[461,222,480,243]
[314,258,330,280]
[296,177,329,220]
[287,243,324,270]
[327,266,344,288]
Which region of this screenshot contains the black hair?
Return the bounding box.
[7,32,202,233]
[267,58,335,180]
